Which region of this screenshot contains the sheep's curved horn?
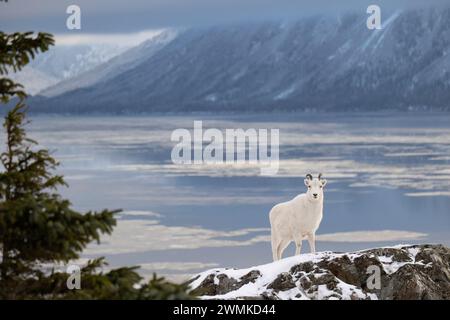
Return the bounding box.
[318,173,323,180]
[306,174,313,181]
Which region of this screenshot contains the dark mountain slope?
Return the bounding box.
[29,8,450,113]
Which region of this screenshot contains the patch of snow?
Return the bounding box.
[274,86,295,100]
[190,245,435,300]
[361,11,401,52]
[205,94,218,102]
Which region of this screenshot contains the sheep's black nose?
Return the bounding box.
[313,194,318,197]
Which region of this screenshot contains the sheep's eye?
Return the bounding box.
[308,186,311,189]
[320,186,323,189]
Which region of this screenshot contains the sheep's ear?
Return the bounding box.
[304,179,310,187]
[321,179,327,187]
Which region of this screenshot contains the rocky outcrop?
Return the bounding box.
[188,244,450,300]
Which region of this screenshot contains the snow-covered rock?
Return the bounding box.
[188,244,450,300]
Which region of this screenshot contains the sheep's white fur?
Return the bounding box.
[269,174,327,261]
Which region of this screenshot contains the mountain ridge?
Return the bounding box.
[28,7,450,113]
[40,29,179,98]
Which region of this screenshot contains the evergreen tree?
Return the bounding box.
[0,31,54,103]
[0,28,192,299]
[0,102,118,298]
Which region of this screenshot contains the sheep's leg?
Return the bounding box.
[307,234,316,254]
[271,236,280,261]
[277,239,290,260]
[294,239,302,255]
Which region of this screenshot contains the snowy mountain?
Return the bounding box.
[16,44,130,96]
[29,6,450,113]
[40,29,178,97]
[30,44,129,80]
[9,66,59,95]
[188,244,450,300]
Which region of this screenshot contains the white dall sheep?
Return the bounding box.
[270,173,327,261]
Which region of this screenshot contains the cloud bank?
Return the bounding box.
[1,0,448,33]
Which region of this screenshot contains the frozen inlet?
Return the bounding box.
[171,121,279,175]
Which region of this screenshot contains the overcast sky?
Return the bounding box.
[0,0,448,40]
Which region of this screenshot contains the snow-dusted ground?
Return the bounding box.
[189,245,440,300]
